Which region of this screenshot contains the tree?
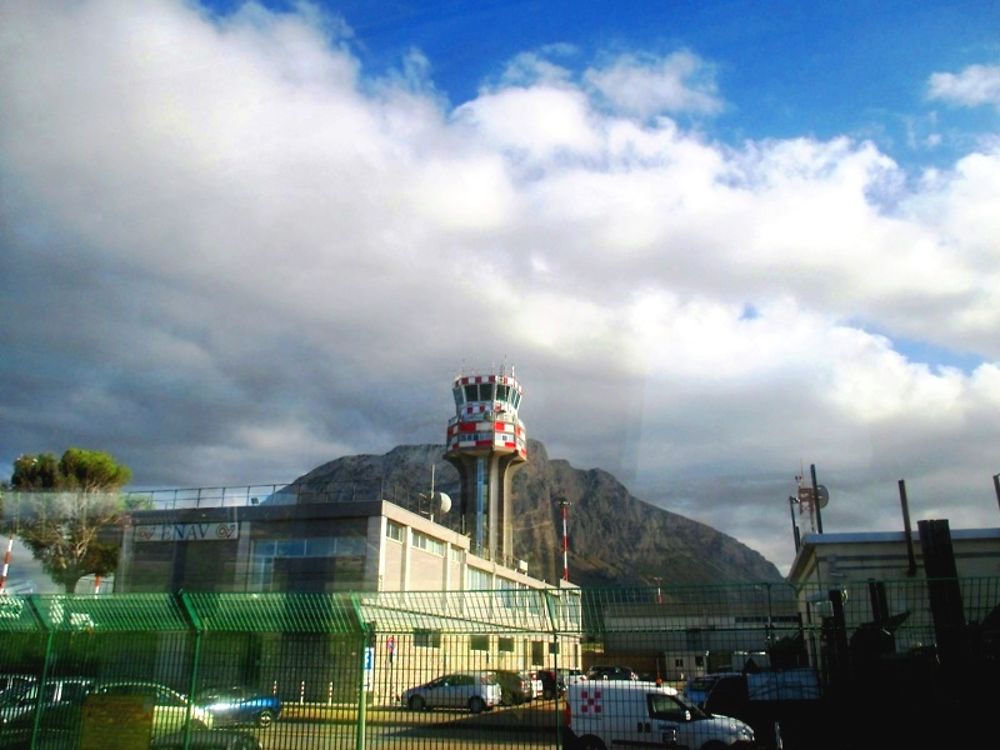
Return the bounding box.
[4,448,135,594]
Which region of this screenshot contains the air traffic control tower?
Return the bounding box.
[445,369,527,564]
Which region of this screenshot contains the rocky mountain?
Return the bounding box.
[289,439,782,586]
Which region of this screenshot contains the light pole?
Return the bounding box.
[557,497,570,581]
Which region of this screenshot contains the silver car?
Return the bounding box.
[0,677,93,725]
[402,671,501,713]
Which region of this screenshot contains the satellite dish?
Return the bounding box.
[816,485,829,509]
[418,491,452,516]
[434,491,452,515]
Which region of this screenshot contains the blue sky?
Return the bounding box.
[1,0,998,585]
[203,0,999,171]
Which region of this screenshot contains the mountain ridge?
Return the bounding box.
[290,439,783,585]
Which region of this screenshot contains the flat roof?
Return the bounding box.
[788,526,1000,581]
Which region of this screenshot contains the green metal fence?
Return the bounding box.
[1,578,998,749]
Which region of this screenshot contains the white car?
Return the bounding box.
[402,671,501,713]
[563,681,754,750]
[523,671,544,700]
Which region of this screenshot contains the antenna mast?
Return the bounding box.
[557,496,571,581]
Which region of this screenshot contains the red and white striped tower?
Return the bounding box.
[445,367,527,563]
[0,537,13,594]
[558,497,571,581]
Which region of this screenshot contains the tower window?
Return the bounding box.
[464,384,478,402]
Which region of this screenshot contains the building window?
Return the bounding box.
[531,641,544,665]
[498,578,517,609]
[498,637,514,653]
[412,531,445,556]
[414,629,441,648]
[386,521,403,542]
[467,567,491,590]
[249,533,365,592]
[470,635,489,652]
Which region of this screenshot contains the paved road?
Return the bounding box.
[255,701,563,750]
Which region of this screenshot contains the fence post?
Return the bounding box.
[26,595,54,750]
[178,592,205,750]
[349,594,370,750]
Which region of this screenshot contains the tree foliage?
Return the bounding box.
[4,448,135,594]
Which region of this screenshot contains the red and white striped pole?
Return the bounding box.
[0,537,13,594]
[558,497,570,581]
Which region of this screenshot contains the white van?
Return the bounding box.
[563,681,755,750]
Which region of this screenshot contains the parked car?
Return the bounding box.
[89,680,214,734]
[493,670,531,706]
[558,668,587,687]
[0,675,36,699]
[586,665,639,681]
[522,671,543,700]
[0,702,85,750]
[0,677,93,724]
[401,671,501,713]
[150,728,263,750]
[195,686,281,728]
[536,669,563,699]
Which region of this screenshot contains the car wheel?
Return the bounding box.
[578,734,607,750]
[255,708,275,728]
[408,695,426,711]
[468,696,485,714]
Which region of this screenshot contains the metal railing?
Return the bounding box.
[1,579,997,749]
[122,481,421,510]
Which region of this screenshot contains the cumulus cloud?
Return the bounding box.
[584,50,723,118]
[1,1,999,576]
[928,63,1000,108]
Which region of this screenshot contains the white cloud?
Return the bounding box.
[928,63,1000,108]
[584,50,723,118]
[2,1,999,577]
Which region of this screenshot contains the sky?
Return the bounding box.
[2,0,999,586]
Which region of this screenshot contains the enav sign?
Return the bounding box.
[133,523,238,542]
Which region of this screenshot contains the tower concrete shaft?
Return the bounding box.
[445,370,527,564]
